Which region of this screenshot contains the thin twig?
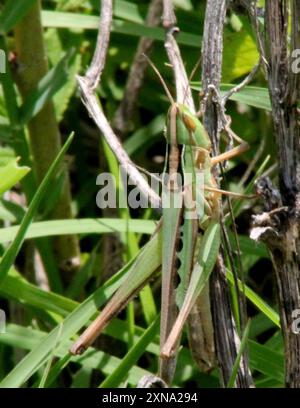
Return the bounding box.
[239,135,266,187]
[77,76,161,209]
[77,0,161,209]
[201,0,253,388]
[162,0,177,27]
[250,1,269,73]
[86,0,113,90]
[222,61,261,104]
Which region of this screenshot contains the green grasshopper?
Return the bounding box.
[70,62,250,385]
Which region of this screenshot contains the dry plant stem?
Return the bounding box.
[86,0,112,89]
[256,0,300,388]
[76,1,161,209]
[201,0,253,388]
[78,77,161,209]
[14,1,80,278]
[113,0,163,136]
[210,256,244,384]
[137,374,167,388]
[162,0,177,27]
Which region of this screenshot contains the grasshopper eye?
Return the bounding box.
[182,112,196,132]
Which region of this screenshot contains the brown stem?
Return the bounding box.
[251,0,300,388]
[201,0,254,388]
[162,0,177,27]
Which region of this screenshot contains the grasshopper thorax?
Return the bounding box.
[166,103,211,152]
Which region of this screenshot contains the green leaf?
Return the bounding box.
[41,11,201,47]
[19,50,75,124]
[0,324,149,386]
[38,324,63,388]
[223,29,259,82]
[0,0,37,33]
[0,232,161,387]
[0,272,77,317]
[114,0,144,24]
[0,198,26,223]
[249,340,284,383]
[220,85,271,111]
[0,158,30,195]
[0,264,130,387]
[0,218,156,244]
[229,233,268,259]
[45,28,83,121]
[191,83,271,111]
[0,133,74,286]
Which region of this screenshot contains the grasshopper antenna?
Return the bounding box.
[143,54,175,105]
[182,57,202,106]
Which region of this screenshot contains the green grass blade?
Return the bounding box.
[0,272,77,316]
[0,133,74,286]
[19,50,75,124]
[248,340,284,383]
[0,218,156,244]
[38,323,63,388]
[41,11,201,47]
[40,354,72,388]
[226,269,280,328]
[0,233,161,387]
[227,320,251,388]
[0,324,149,386]
[99,315,160,388]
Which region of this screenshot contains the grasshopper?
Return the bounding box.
[70,60,250,385]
